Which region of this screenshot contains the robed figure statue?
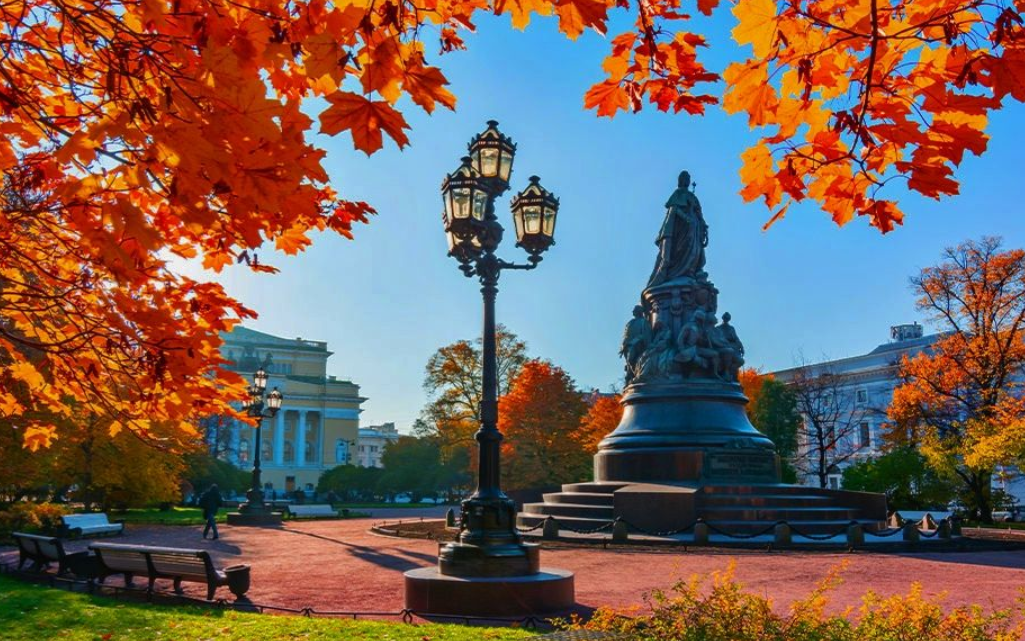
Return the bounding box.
[647,171,708,287]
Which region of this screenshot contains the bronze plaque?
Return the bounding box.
[704,451,778,482]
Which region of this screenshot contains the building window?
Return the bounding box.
[856,389,868,404]
[304,440,314,461]
[239,439,250,463]
[284,440,294,463]
[860,422,871,449]
[261,439,272,462]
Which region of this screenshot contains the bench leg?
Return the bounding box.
[147,576,156,592]
[17,555,27,570]
[124,572,134,587]
[207,584,216,601]
[173,578,184,594]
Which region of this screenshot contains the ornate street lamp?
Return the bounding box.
[405,121,573,617]
[228,368,285,525]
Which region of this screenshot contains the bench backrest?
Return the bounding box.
[63,513,112,528]
[12,532,64,560]
[90,543,214,581]
[148,550,214,582]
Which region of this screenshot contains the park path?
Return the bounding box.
[4,517,1025,616]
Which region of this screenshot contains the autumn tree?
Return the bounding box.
[740,369,801,483]
[419,325,527,458]
[576,392,623,454]
[499,360,589,489]
[787,365,872,488]
[889,237,1025,522]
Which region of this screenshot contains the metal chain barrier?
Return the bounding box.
[701,520,780,539]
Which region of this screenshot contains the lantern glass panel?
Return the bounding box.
[513,208,525,241]
[524,206,542,234]
[499,149,513,182]
[543,209,556,236]
[453,187,471,219]
[472,190,488,220]
[254,368,268,390]
[479,148,499,178]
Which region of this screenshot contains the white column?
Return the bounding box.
[273,410,285,465]
[315,413,324,466]
[297,410,308,466]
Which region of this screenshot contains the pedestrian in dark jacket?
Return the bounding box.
[199,484,223,540]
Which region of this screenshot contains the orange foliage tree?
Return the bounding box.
[499,359,589,489]
[889,237,1025,521]
[576,392,623,454]
[3,0,1023,450]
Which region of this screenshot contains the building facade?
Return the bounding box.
[357,422,400,468]
[771,323,937,488]
[212,327,364,495]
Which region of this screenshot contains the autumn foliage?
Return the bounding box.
[889,237,1025,521]
[3,0,1023,450]
[499,359,590,488]
[576,392,623,454]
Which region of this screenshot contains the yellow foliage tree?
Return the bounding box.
[889,237,1025,522]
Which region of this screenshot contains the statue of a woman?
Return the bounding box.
[647,171,708,287]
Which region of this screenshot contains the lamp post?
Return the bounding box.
[404,122,573,616]
[436,121,563,578]
[228,368,285,525]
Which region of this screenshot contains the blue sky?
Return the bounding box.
[183,12,1025,431]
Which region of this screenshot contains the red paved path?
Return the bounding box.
[5,517,1024,616]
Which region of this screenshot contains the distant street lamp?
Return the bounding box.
[438,121,559,577]
[230,367,284,524]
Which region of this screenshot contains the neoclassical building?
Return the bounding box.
[771,323,937,488]
[214,327,364,494]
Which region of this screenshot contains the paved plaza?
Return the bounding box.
[4,511,1025,617]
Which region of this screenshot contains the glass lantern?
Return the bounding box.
[254,367,268,391]
[510,176,559,256]
[441,157,487,257]
[468,121,516,193]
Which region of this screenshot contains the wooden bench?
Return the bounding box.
[61,513,125,538]
[12,532,93,577]
[90,542,250,600]
[285,504,338,519]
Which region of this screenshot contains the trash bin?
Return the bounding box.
[224,564,251,598]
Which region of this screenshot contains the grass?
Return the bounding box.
[0,575,536,641]
[114,506,369,526]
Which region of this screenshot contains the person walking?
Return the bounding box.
[199,484,223,540]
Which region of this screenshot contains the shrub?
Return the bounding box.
[563,562,1024,641]
[0,502,69,539]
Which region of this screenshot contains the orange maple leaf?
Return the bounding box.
[320,92,411,155]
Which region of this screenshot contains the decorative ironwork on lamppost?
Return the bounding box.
[437,120,559,577]
[237,368,283,518]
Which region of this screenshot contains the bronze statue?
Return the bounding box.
[620,305,651,384]
[647,171,708,287]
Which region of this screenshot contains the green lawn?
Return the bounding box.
[0,575,536,641]
[114,506,369,526]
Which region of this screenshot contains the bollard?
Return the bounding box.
[846,523,864,548]
[611,518,629,543]
[445,508,456,528]
[693,521,709,545]
[902,521,920,542]
[951,518,962,536]
[937,519,951,539]
[542,517,560,540]
[774,522,792,546]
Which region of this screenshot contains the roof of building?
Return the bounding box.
[771,332,941,379]
[222,326,330,353]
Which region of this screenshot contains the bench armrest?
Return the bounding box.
[111,519,126,525]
